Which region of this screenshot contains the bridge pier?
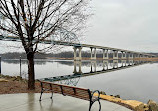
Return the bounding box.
[121,51,127,60]
[139,54,143,59]
[135,54,140,59]
[90,48,97,60]
[73,47,82,61]
[113,50,118,60]
[103,49,109,60]
[128,52,133,60]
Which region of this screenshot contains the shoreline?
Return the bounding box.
[1,57,158,62]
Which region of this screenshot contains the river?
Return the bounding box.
[1,59,158,103]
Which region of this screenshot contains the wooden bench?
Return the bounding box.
[38,80,101,111]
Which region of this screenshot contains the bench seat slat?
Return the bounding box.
[42,81,88,91]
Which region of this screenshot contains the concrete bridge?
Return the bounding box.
[0,36,156,61]
[0,13,156,60]
[53,41,155,60]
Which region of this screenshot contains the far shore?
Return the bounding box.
[47,57,158,61]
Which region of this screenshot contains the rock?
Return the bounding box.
[123,100,145,111]
[94,93,147,111]
[114,95,120,98]
[144,104,149,111]
[100,91,106,95]
[10,77,17,81]
[5,75,10,78]
[16,76,22,81]
[147,100,158,111]
[0,79,8,82]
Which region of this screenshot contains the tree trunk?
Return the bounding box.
[27,52,35,90]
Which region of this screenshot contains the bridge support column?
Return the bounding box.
[103,49,108,60]
[90,48,96,60]
[73,47,82,61]
[133,53,136,59]
[121,51,127,60]
[139,54,143,59]
[128,53,133,60]
[135,54,139,60]
[113,50,118,60]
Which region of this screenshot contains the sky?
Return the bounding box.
[0,0,158,53]
[83,0,158,53]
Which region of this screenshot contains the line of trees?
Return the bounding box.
[1,52,157,59]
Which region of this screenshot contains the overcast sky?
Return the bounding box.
[83,0,158,53]
[0,0,158,53]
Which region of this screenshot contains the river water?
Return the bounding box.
[1,59,158,103]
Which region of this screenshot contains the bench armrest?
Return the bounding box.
[91,90,100,99]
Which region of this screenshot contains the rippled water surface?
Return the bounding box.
[1,59,158,103]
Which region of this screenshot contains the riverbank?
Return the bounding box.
[47,57,158,61]
[0,74,158,111]
[0,74,41,94]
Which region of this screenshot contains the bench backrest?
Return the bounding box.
[41,81,91,101]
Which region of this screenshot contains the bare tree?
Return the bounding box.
[0,0,89,90]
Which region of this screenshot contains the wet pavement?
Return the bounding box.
[0,93,132,111]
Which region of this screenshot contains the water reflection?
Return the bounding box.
[2,59,158,102]
[41,60,151,86]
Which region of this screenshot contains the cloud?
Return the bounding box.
[84,0,158,52]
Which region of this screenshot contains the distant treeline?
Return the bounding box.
[0,52,157,59]
[0,51,91,59]
[0,52,48,59]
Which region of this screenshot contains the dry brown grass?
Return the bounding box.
[0,80,41,94]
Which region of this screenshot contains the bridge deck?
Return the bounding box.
[0,35,155,57]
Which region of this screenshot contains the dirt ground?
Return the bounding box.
[0,80,41,94]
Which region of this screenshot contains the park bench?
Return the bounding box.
[38,80,101,111]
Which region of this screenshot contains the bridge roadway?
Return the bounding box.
[0,35,155,58]
[53,41,151,56]
[40,61,149,83]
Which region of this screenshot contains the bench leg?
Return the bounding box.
[89,100,101,111]
[39,90,44,101]
[89,102,92,111]
[50,92,53,99]
[98,100,101,111]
